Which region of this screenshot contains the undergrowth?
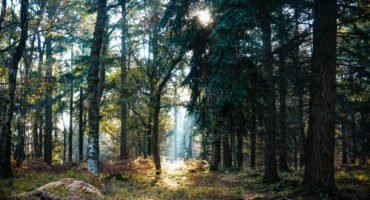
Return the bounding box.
[0,158,368,200]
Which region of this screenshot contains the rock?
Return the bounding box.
[10,178,103,200]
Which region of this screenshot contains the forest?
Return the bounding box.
[0,0,369,199]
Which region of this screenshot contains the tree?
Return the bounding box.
[303,0,337,194]
[86,0,108,175]
[0,0,29,178]
[33,32,45,159]
[258,1,280,183]
[277,5,290,172]
[79,87,84,161]
[119,0,128,160]
[44,3,55,164]
[69,50,74,162]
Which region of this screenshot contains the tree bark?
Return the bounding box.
[0,0,6,30]
[293,3,306,168]
[210,129,221,171]
[44,34,53,165]
[33,33,45,159]
[277,7,290,172]
[119,0,128,160]
[146,121,152,157]
[235,111,244,170]
[173,86,178,160]
[303,0,337,193]
[39,114,43,157]
[86,0,108,175]
[250,105,257,169]
[0,0,29,178]
[259,2,280,183]
[152,92,161,175]
[63,125,67,162]
[69,50,74,162]
[342,123,348,165]
[350,114,357,163]
[222,131,232,169]
[79,87,84,161]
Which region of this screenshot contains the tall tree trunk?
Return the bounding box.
[44,34,53,165]
[293,3,306,168]
[86,0,108,175]
[359,111,368,164]
[0,0,29,178]
[63,125,67,162]
[342,123,348,165]
[39,113,43,157]
[259,2,280,183]
[0,0,6,30]
[222,131,232,169]
[277,7,290,172]
[188,134,193,159]
[146,122,152,157]
[79,87,84,161]
[228,115,237,167]
[16,30,38,165]
[33,106,41,159]
[210,129,221,171]
[303,0,337,193]
[44,0,58,165]
[235,112,244,170]
[151,92,162,175]
[250,105,257,169]
[16,52,30,165]
[173,83,178,160]
[33,33,45,159]
[69,50,74,162]
[119,0,128,160]
[350,114,357,163]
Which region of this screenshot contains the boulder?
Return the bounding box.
[10,178,103,200]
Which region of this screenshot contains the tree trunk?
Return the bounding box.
[210,129,221,171]
[222,131,232,169]
[119,0,128,160]
[146,123,152,157]
[292,1,306,168]
[228,116,237,167]
[86,0,108,175]
[16,31,38,165]
[277,7,290,172]
[259,2,280,183]
[342,123,348,165]
[174,110,178,160]
[79,87,84,161]
[303,0,337,194]
[359,111,368,164]
[350,114,357,163]
[39,114,43,157]
[69,51,74,162]
[0,0,6,30]
[173,87,178,160]
[152,92,161,175]
[33,106,41,159]
[188,134,193,159]
[0,0,29,178]
[44,34,53,165]
[235,112,244,170]
[33,34,44,159]
[63,126,67,162]
[250,106,257,169]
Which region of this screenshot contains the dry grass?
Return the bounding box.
[1,158,369,200]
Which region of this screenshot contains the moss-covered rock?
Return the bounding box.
[9,178,103,200]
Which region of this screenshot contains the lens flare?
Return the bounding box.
[196,10,212,26]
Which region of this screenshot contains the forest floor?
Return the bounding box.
[0,158,369,200]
